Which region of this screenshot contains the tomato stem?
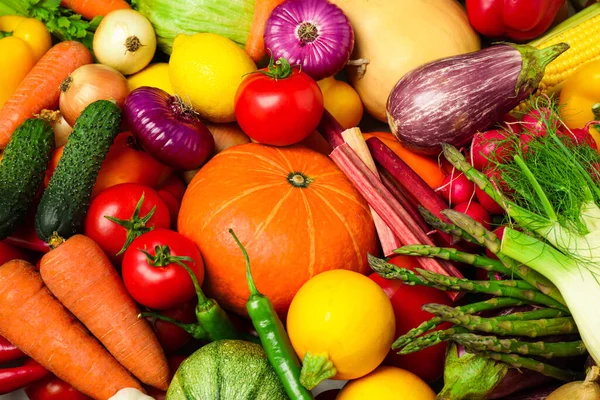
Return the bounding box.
[260,56,294,80]
[104,192,157,256]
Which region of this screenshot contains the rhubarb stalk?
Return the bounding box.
[341,128,402,256]
[330,143,463,285]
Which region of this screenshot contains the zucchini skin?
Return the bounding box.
[36,100,122,243]
[0,119,55,240]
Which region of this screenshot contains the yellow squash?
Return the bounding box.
[286,270,395,389]
[0,36,35,108]
[317,76,363,129]
[0,16,51,62]
[330,0,480,122]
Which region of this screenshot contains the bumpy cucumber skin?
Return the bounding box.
[166,340,288,400]
[36,100,122,243]
[0,119,54,239]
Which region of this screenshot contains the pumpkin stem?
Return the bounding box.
[300,352,337,390]
[287,172,312,188]
[139,311,208,340]
[104,192,157,256]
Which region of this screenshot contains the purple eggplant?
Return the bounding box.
[386,43,569,155]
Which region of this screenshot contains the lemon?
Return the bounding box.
[286,270,395,388]
[169,33,256,123]
[127,63,173,94]
[337,366,436,400]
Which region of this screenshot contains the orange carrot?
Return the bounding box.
[61,0,131,20]
[40,235,170,391]
[245,0,286,62]
[0,41,92,149]
[0,260,142,400]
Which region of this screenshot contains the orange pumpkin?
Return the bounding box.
[178,143,378,315]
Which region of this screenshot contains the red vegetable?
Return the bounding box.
[122,229,205,310]
[0,241,28,266]
[124,87,215,171]
[84,183,171,264]
[1,358,50,396]
[437,172,476,206]
[470,129,515,171]
[558,127,599,149]
[453,201,492,230]
[369,255,452,383]
[25,374,91,400]
[264,0,354,81]
[146,301,197,353]
[0,335,24,364]
[466,0,565,41]
[486,225,506,260]
[235,57,324,146]
[475,185,504,214]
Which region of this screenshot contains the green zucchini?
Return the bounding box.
[35,100,121,243]
[0,119,54,240]
[166,340,288,400]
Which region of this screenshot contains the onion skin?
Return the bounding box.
[386,43,569,155]
[59,64,129,127]
[264,0,354,81]
[124,87,215,170]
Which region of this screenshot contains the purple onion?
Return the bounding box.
[386,43,569,155]
[123,87,215,170]
[264,0,354,81]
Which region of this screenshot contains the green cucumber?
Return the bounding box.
[166,340,288,400]
[35,100,121,244]
[0,118,54,240]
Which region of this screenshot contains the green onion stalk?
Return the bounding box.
[440,105,600,365]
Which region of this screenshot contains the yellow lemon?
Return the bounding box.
[169,33,256,123]
[317,77,364,130]
[127,63,174,94]
[337,366,436,400]
[286,270,395,389]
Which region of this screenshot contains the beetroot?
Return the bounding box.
[437,172,476,206]
[453,201,492,230]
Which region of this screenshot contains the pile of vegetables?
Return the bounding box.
[2,0,600,400]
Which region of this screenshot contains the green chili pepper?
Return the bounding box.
[230,229,314,400]
[139,244,253,343]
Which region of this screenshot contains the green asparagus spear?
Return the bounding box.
[424,303,576,338]
[393,244,514,276]
[393,297,527,349]
[418,206,478,244]
[441,208,566,305]
[399,327,469,354]
[417,268,568,311]
[452,333,587,358]
[368,254,568,311]
[466,350,580,382]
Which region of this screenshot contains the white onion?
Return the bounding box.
[93,9,157,75]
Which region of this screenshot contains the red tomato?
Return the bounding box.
[45,133,173,197]
[369,255,452,383]
[146,300,197,353]
[84,183,171,264]
[122,229,205,309]
[158,174,187,201]
[25,375,91,400]
[234,63,324,146]
[0,241,28,265]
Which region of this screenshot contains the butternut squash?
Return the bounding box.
[331,0,480,122]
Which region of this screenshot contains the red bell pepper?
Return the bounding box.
[466,0,565,41]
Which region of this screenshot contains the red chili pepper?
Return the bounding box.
[466,0,565,41]
[0,335,24,364]
[0,358,51,395]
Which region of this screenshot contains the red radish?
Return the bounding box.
[558,128,598,150]
[475,185,504,214]
[486,225,506,260]
[470,129,515,171]
[502,114,522,134]
[486,168,513,196]
[520,108,557,138]
[453,201,492,230]
[436,172,475,206]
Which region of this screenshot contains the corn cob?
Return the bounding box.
[529,3,600,97]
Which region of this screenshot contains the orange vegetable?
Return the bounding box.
[39,235,170,390]
[0,259,142,400]
[178,143,378,316]
[245,0,286,62]
[0,41,92,149]
[363,132,445,189]
[60,0,131,20]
